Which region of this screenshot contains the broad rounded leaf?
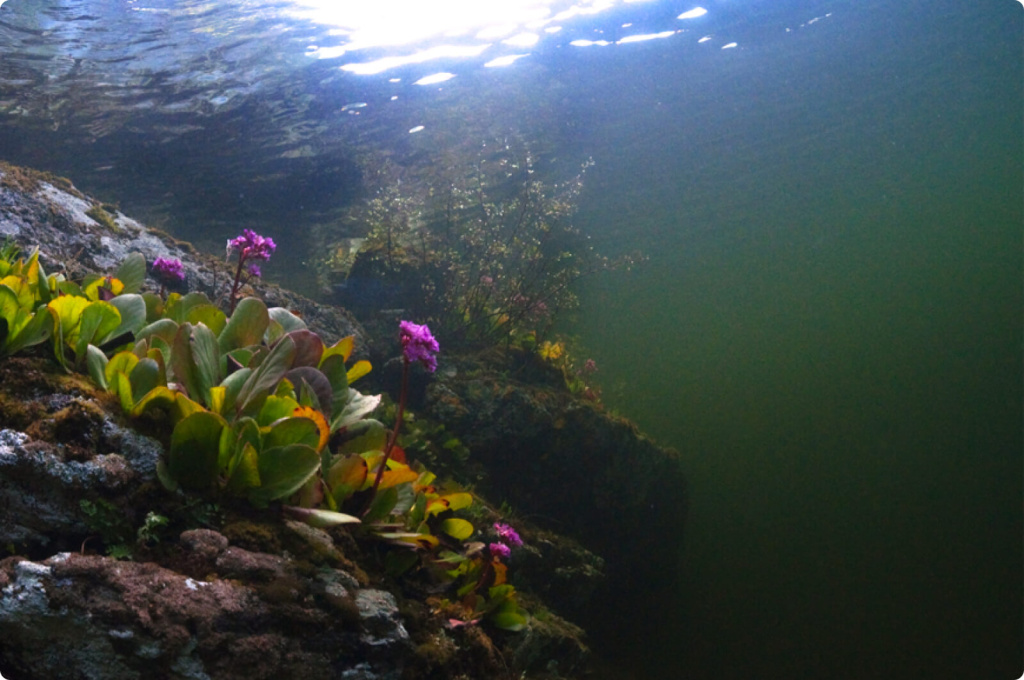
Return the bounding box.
[169,411,226,490]
[219,297,269,352]
[439,518,475,541]
[248,443,320,506]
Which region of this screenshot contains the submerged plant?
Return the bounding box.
[226,229,275,314]
[330,142,642,352]
[366,320,439,509]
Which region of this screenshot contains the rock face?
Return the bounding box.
[424,364,688,644]
[0,162,371,358]
[0,163,686,678]
[0,545,406,680]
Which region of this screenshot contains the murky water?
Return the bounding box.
[0,0,1020,677]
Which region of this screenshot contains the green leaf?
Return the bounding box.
[439,518,474,541]
[130,386,205,423]
[86,344,109,389]
[6,307,52,355]
[225,441,260,495]
[129,357,162,404]
[282,506,361,528]
[223,417,261,469]
[136,318,179,346]
[185,304,227,338]
[142,292,164,323]
[489,609,528,632]
[284,366,334,419]
[105,351,139,392]
[0,284,20,326]
[217,367,252,416]
[169,411,226,490]
[267,307,308,334]
[248,443,321,506]
[170,323,202,403]
[75,300,121,363]
[114,371,134,413]
[115,253,146,294]
[363,486,399,524]
[263,416,320,451]
[329,389,382,433]
[190,322,221,404]
[318,353,350,416]
[234,334,295,416]
[165,292,214,324]
[219,297,269,352]
[257,394,301,427]
[337,419,388,455]
[106,293,147,343]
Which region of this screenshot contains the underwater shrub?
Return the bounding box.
[329,142,640,351]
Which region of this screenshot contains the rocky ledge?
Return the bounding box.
[0,162,686,679]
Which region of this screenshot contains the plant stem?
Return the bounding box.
[365,357,409,511]
[228,254,244,314]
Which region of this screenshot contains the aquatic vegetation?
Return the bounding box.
[0,244,527,631]
[330,143,642,352]
[225,228,276,314]
[365,320,440,506]
[152,257,185,283]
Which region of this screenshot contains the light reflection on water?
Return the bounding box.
[295,0,714,75]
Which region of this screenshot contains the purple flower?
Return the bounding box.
[493,522,523,547]
[152,257,185,283]
[399,320,439,372]
[489,542,511,560]
[227,229,276,262]
[246,262,262,278]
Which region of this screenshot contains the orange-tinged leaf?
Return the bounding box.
[377,464,420,490]
[376,532,440,550]
[491,561,508,586]
[389,445,406,465]
[327,453,368,490]
[320,335,354,365]
[346,359,371,383]
[293,405,330,452]
[426,498,450,516]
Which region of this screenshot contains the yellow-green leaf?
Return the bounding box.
[439,518,474,541]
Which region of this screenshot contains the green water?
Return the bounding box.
[574,2,1022,677]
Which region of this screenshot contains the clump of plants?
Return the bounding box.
[329,142,640,352]
[0,237,528,630]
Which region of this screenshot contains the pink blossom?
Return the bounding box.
[152,257,185,283]
[227,229,276,262]
[399,320,440,372]
[493,522,523,547]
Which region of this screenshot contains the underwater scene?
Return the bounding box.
[0,0,1020,678]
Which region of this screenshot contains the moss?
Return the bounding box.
[0,161,83,198]
[221,519,283,554]
[85,203,120,232]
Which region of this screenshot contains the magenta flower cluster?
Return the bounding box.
[490,522,522,561]
[152,257,185,283]
[227,229,276,263]
[494,522,523,547]
[226,229,276,314]
[399,320,440,372]
[489,542,512,560]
